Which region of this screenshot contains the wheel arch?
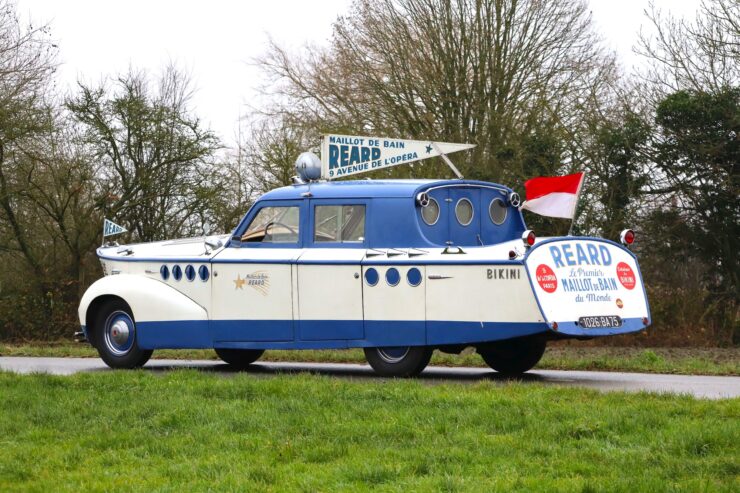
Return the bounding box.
[84,294,130,347]
[78,274,209,342]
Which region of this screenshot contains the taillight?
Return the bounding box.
[620,229,635,246]
[522,230,536,247]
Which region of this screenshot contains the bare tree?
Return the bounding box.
[637,0,739,95]
[257,0,616,184]
[66,66,221,242]
[0,0,57,291]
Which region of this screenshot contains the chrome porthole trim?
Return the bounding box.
[385,267,400,286]
[489,197,508,225]
[407,267,422,287]
[455,198,474,226]
[421,197,440,226]
[365,268,379,287]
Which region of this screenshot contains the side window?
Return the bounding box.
[242,206,300,243]
[314,205,365,243]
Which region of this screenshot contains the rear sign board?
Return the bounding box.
[525,239,649,324]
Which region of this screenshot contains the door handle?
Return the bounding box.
[428,275,453,280]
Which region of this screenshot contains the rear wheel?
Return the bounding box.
[215,348,265,369]
[363,346,433,377]
[94,299,153,369]
[477,336,546,375]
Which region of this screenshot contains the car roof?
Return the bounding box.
[259,179,511,200]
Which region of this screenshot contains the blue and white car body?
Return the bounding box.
[79,178,650,375]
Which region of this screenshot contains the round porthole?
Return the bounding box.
[386,267,400,286]
[364,268,379,287]
[489,198,507,225]
[455,198,474,226]
[172,265,182,281]
[407,268,422,287]
[198,265,210,282]
[185,265,196,282]
[160,265,170,281]
[421,197,440,226]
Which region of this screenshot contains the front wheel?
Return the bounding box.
[94,299,153,369]
[215,348,265,369]
[363,346,433,377]
[477,336,547,375]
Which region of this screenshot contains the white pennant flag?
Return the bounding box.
[103,219,127,237]
[321,134,475,179]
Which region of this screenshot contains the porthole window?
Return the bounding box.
[407,268,422,287]
[385,268,400,286]
[160,265,170,281]
[364,268,379,286]
[489,198,507,225]
[198,265,210,282]
[455,198,474,226]
[185,265,196,282]
[172,265,182,281]
[421,198,440,226]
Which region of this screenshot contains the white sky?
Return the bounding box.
[17,0,702,147]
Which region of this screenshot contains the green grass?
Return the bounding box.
[2,343,738,375]
[0,370,737,492]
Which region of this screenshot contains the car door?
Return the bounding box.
[210,201,304,342]
[295,201,366,341]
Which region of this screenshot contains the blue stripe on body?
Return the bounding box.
[131,318,645,351]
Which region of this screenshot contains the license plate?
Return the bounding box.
[578,315,622,329]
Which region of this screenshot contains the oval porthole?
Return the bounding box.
[489,198,507,225]
[364,268,379,287]
[198,265,210,282]
[172,265,182,281]
[386,267,400,286]
[421,197,440,226]
[185,265,196,282]
[455,198,474,226]
[160,265,170,281]
[407,267,422,287]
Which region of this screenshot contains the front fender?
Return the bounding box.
[78,274,208,327]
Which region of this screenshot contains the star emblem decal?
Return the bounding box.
[425,144,433,154]
[233,274,246,290]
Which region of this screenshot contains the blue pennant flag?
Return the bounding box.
[103,219,127,237]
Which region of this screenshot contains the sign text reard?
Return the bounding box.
[328,136,418,178]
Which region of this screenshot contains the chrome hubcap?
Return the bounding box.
[104,311,135,356]
[377,347,410,363]
[110,320,130,346]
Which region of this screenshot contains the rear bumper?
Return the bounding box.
[549,316,650,337]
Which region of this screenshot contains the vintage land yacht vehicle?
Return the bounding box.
[78,140,650,377]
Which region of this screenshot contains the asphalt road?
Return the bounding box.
[0,356,738,399]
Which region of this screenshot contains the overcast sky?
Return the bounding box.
[17,0,702,147]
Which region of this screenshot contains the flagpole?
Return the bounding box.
[567,171,587,237]
[430,142,464,179]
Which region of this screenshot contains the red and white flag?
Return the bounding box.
[520,172,585,219]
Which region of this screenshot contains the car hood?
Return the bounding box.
[96,234,230,262]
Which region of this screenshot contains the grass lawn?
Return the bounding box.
[1,343,738,376]
[0,370,737,492]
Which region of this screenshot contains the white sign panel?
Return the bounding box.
[320,134,475,179]
[525,239,649,323]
